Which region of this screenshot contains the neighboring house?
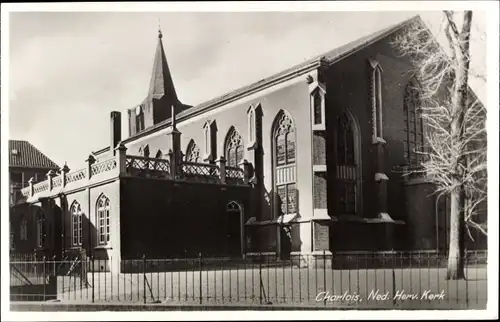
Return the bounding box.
[9,140,60,253]
[14,15,486,271]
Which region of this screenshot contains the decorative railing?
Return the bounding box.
[66,169,87,184]
[91,158,118,176]
[126,155,171,179]
[20,187,30,197]
[20,150,251,201]
[33,181,49,194]
[52,175,63,188]
[225,166,245,184]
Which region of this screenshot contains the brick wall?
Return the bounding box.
[120,178,252,259]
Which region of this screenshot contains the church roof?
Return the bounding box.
[9,140,59,169]
[95,15,421,155]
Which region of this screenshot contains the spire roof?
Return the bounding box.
[147,28,178,102]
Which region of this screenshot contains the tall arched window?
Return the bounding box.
[273,111,297,216]
[404,79,424,164]
[224,127,244,167]
[70,201,83,246]
[136,105,145,132]
[186,140,201,163]
[96,194,110,245]
[336,111,359,215]
[369,59,384,141]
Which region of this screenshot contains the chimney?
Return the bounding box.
[110,111,122,155]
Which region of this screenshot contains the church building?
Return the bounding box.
[11,15,485,272]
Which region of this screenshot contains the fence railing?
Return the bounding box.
[9,251,487,309]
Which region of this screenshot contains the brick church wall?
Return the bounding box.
[120,177,252,259]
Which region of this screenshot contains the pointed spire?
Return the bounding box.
[147,27,178,102]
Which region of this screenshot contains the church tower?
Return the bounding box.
[128,29,191,136]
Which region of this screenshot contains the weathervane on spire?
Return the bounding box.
[158,18,162,39]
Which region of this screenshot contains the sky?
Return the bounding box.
[7,10,487,170]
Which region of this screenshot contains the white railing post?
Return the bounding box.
[28,177,34,197]
[61,163,70,187]
[216,156,227,184]
[239,159,250,184]
[115,142,127,174]
[47,170,56,191]
[86,155,96,180]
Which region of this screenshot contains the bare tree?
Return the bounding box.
[392,11,486,280]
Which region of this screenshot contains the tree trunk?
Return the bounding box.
[447,186,466,279]
[446,11,473,280]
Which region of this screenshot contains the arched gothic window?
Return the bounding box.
[335,110,361,215]
[186,140,201,163]
[404,79,425,164]
[337,112,355,166]
[224,128,244,167]
[227,201,241,212]
[273,111,297,216]
[369,59,383,141]
[155,150,163,159]
[96,194,110,245]
[313,90,322,125]
[248,109,255,143]
[71,201,83,246]
[136,105,145,132]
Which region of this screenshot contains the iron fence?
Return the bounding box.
[9,250,487,309]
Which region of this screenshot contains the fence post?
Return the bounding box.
[199,253,203,304]
[143,254,147,304]
[91,256,95,303]
[43,256,46,301]
[323,250,326,306]
[259,258,263,305]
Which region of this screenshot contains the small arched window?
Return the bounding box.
[96,194,110,245]
[70,201,83,246]
[136,105,145,132]
[186,140,201,163]
[404,79,425,164]
[225,127,244,167]
[313,90,322,125]
[248,109,255,143]
[155,150,163,159]
[227,201,241,213]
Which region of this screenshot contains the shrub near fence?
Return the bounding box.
[10,251,487,309]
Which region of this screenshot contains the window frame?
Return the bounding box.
[369,59,384,143]
[96,194,111,246]
[272,111,298,218]
[403,79,425,165]
[224,127,244,168]
[70,201,83,247]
